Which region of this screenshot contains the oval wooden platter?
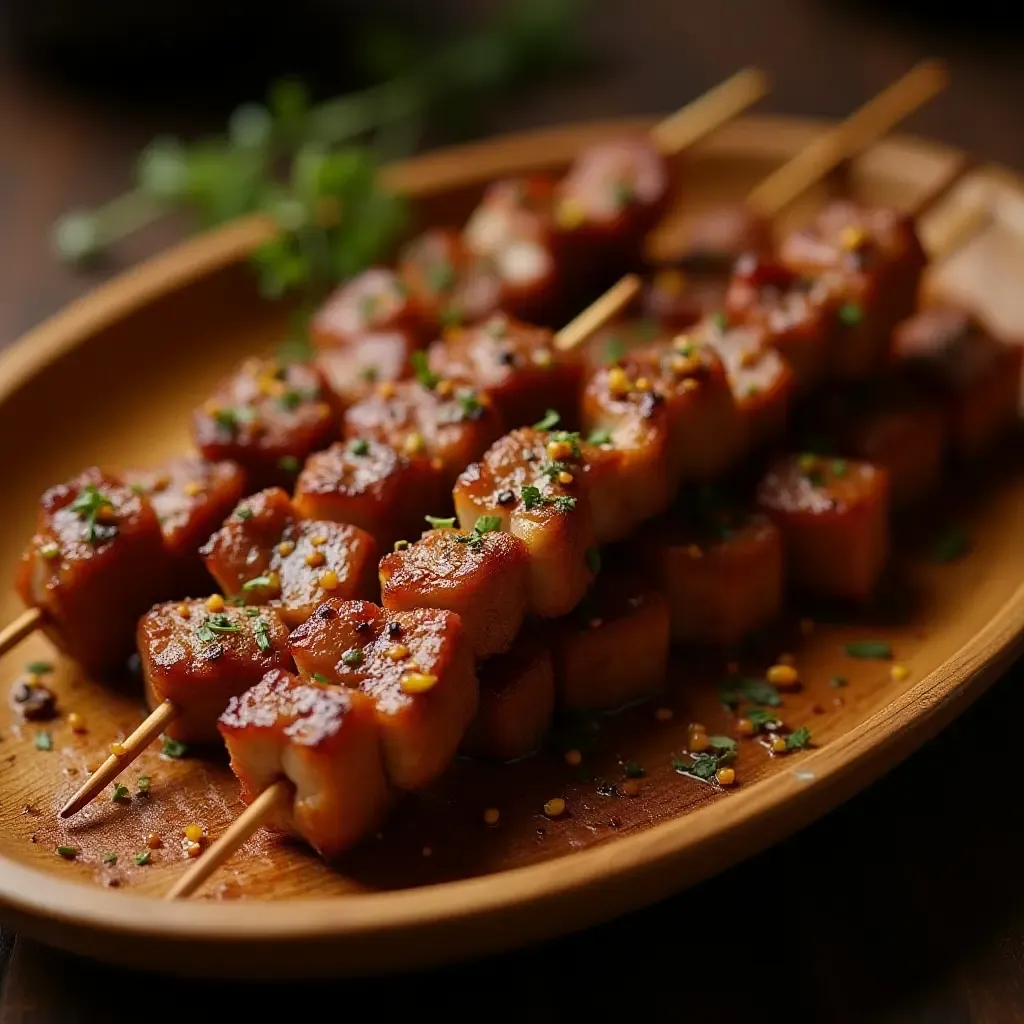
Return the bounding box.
[0,113,1022,979]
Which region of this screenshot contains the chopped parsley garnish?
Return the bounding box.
[242,575,275,591]
[56,845,78,859]
[624,760,645,778]
[707,735,737,754]
[234,505,253,521]
[712,311,727,331]
[425,515,457,530]
[134,850,151,866]
[587,428,612,446]
[312,672,331,684]
[198,614,242,639]
[611,179,635,208]
[349,438,370,456]
[548,430,581,457]
[244,607,260,617]
[843,640,892,660]
[930,526,969,564]
[533,409,561,431]
[838,303,863,326]
[213,406,256,433]
[34,731,53,751]
[425,260,455,294]
[744,708,782,732]
[341,648,364,667]
[439,305,464,328]
[786,726,812,751]
[540,460,575,481]
[586,547,601,574]
[102,852,118,865]
[253,618,271,652]
[520,485,576,512]
[604,336,625,364]
[359,365,379,383]
[111,784,130,803]
[136,774,151,795]
[393,539,410,552]
[411,350,440,389]
[70,485,114,543]
[456,515,502,549]
[278,389,305,411]
[277,455,300,474]
[831,459,848,477]
[26,661,53,675]
[718,676,782,709]
[672,749,735,781]
[456,389,484,419]
[161,736,188,758]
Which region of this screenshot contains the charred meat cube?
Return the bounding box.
[314,332,417,410]
[192,357,338,490]
[891,306,1022,460]
[138,599,291,744]
[778,202,927,379]
[725,253,835,390]
[201,489,379,627]
[427,313,584,430]
[580,368,674,540]
[125,456,246,592]
[398,228,503,335]
[462,637,555,761]
[343,378,502,491]
[552,573,670,712]
[700,317,796,447]
[641,267,728,334]
[219,668,390,860]
[453,427,597,618]
[674,203,774,271]
[287,600,478,791]
[638,501,783,645]
[464,176,563,325]
[294,439,440,552]
[15,469,169,675]
[379,523,529,659]
[757,454,890,602]
[310,267,426,349]
[555,136,672,288]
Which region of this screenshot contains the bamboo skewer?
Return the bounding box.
[165,780,291,900]
[555,274,641,351]
[0,607,42,659]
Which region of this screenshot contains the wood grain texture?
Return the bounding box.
[0,116,1020,981]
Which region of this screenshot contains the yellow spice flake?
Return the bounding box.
[205,594,226,613]
[401,672,438,694]
[304,550,326,568]
[68,712,86,733]
[183,823,204,843]
[543,797,566,818]
[318,570,340,591]
[182,481,203,497]
[890,663,910,682]
[766,664,799,689]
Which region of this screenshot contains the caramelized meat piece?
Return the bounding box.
[343,378,502,492]
[379,524,529,659]
[314,333,416,410]
[310,267,426,349]
[641,268,728,334]
[398,228,503,335]
[725,253,835,390]
[138,599,291,744]
[700,318,796,447]
[891,307,1022,459]
[287,600,478,791]
[757,454,890,602]
[778,202,927,379]
[464,176,563,325]
[462,638,555,761]
[638,503,783,645]
[201,489,378,627]
[294,439,440,552]
[427,313,584,430]
[219,669,390,859]
[125,456,246,592]
[15,469,169,675]
[453,428,597,617]
[192,357,338,490]
[552,573,670,712]
[675,203,773,270]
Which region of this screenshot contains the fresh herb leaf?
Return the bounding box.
[341,648,364,667]
[786,726,812,751]
[195,624,216,643]
[34,731,53,751]
[242,575,275,591]
[349,438,370,456]
[111,784,130,803]
[26,661,53,675]
[205,615,242,635]
[234,505,253,521]
[533,409,560,431]
[712,311,727,331]
[672,749,734,781]
[624,760,645,778]
[521,485,543,510]
[708,735,737,753]
[829,675,847,688]
[70,485,114,543]
[411,350,440,389]
[253,618,272,652]
[456,389,483,419]
[277,454,300,473]
[311,672,331,684]
[161,737,188,758]
[455,515,501,550]
[425,515,456,529]
[831,458,848,477]
[134,850,151,866]
[586,428,612,446]
[844,640,892,660]
[604,336,625,364]
[930,527,969,564]
[56,845,78,859]
[136,774,151,795]
[719,676,782,708]
[838,303,863,326]
[102,852,118,865]
[745,708,781,732]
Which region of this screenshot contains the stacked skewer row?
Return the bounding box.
[3,61,1018,901]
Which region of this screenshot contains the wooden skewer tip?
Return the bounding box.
[554,273,642,352]
[165,779,292,900]
[0,607,43,660]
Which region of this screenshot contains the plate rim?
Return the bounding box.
[0,112,1020,976]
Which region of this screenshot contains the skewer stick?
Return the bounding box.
[746,60,948,219]
[58,699,179,818]
[554,273,641,351]
[165,779,292,900]
[0,607,43,659]
[650,67,769,157]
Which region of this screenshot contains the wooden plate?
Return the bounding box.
[1,114,1022,979]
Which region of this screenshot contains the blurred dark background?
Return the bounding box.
[4,2,1024,1020]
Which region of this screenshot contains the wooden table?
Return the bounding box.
[3,1,1024,1019]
